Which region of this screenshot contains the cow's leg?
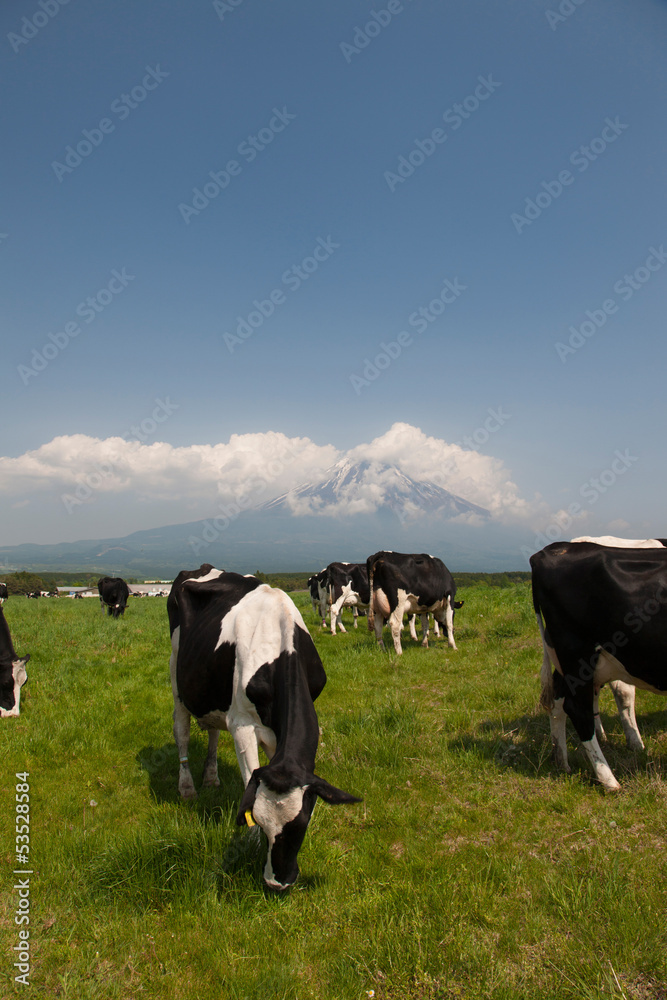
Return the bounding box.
[562,667,620,791]
[549,694,571,773]
[388,602,406,655]
[230,724,261,787]
[420,613,430,648]
[374,613,386,652]
[408,615,418,641]
[329,600,346,634]
[172,699,197,799]
[610,679,644,751]
[433,619,440,638]
[202,728,221,787]
[580,734,621,791]
[443,596,457,649]
[353,607,359,629]
[593,686,607,743]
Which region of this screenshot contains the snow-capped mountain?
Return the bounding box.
[258,460,489,521]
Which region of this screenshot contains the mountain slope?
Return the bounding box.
[259,460,489,520]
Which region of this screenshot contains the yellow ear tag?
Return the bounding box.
[245,810,256,827]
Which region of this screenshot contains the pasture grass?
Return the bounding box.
[1,584,667,999]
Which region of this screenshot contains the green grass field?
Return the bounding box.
[2,584,667,999]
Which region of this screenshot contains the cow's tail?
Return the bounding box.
[367,559,376,631]
[532,577,554,712]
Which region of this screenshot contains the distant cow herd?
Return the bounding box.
[3,537,667,888]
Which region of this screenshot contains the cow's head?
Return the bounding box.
[237,762,360,891]
[0,655,29,718]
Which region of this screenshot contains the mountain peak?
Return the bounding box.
[257,460,489,521]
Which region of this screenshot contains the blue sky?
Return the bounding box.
[1,0,666,561]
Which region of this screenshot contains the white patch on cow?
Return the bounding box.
[251,781,307,887]
[443,594,458,650]
[594,648,664,696]
[607,680,644,751]
[373,586,392,619]
[188,567,226,584]
[571,535,664,548]
[0,660,28,719]
[581,734,621,791]
[209,585,304,782]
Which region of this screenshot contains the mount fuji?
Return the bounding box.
[259,459,490,521]
[0,461,523,576]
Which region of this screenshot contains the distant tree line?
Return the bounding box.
[0,571,142,595]
[252,571,531,592]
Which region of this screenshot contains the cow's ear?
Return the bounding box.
[236,772,260,825]
[310,775,362,805]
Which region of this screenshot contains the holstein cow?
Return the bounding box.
[366,551,463,655]
[0,583,7,604]
[326,562,370,635]
[168,564,360,891]
[98,577,130,618]
[532,540,667,790]
[307,569,329,627]
[0,605,29,719]
[565,537,667,750]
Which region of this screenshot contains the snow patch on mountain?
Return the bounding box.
[258,460,490,522]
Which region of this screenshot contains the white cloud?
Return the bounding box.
[0,423,547,529]
[346,422,543,523]
[0,432,339,505]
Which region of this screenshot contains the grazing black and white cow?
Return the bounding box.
[307,569,329,627]
[0,583,7,604]
[366,551,463,655]
[559,537,667,750]
[0,605,29,719]
[532,540,667,790]
[168,564,360,891]
[98,577,130,618]
[326,562,370,635]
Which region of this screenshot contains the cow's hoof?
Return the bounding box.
[202,776,220,788]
